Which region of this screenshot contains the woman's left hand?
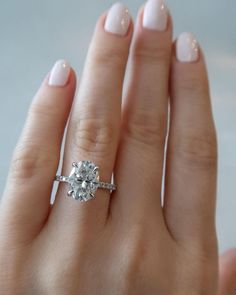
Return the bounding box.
[0,1,235,294]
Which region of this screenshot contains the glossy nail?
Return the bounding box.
[176,33,199,63]
[143,0,168,31]
[48,60,71,87]
[104,2,131,36]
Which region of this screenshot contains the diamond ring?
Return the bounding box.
[55,161,116,202]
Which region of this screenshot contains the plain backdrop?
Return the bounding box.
[0,0,235,252]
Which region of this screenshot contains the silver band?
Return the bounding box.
[55,175,116,191]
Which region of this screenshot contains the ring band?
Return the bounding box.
[55,175,116,191]
[55,161,116,202]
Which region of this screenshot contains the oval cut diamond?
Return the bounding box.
[68,161,99,201]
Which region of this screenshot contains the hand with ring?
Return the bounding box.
[0,1,235,294]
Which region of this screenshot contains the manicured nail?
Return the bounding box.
[48,60,71,86]
[176,33,199,63]
[143,0,168,31]
[104,2,131,36]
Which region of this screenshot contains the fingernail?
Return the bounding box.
[104,2,131,36]
[176,32,199,63]
[48,60,71,87]
[143,0,168,31]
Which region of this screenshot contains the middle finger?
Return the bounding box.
[112,0,172,228]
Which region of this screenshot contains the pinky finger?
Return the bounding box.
[219,249,236,295]
[0,60,76,243]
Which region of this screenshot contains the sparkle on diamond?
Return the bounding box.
[68,161,99,202]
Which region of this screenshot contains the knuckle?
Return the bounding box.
[10,144,57,181]
[132,39,171,65]
[91,46,127,68]
[124,111,166,148]
[177,75,209,97]
[171,129,217,168]
[72,118,115,158]
[30,102,59,119]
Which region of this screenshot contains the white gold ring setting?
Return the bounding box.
[55,161,116,202]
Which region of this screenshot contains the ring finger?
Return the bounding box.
[50,3,133,235]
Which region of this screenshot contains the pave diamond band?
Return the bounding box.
[55,176,116,191]
[55,161,116,202]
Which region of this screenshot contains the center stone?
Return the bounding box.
[68,161,99,201]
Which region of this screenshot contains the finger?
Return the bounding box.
[111,0,172,227]
[163,33,218,247]
[219,249,236,295]
[50,4,133,233]
[1,60,76,242]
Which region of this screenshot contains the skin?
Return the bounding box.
[0,5,235,295]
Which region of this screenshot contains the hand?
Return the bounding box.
[0,1,233,294]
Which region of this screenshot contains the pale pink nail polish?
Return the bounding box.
[176,32,199,63]
[143,0,168,31]
[104,2,131,36]
[48,60,71,87]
